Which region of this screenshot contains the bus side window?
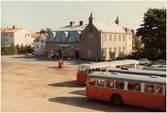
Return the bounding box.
[106,79,114,88]
[97,79,104,87]
[144,84,154,93]
[95,68,100,72]
[128,82,141,91]
[89,77,96,86]
[156,85,163,94]
[116,80,124,89]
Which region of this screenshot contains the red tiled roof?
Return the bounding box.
[31,33,40,38]
[34,36,46,42]
[123,27,134,35]
[1,28,22,33]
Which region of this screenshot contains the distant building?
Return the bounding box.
[46,20,87,59]
[46,13,133,60]
[34,34,47,56]
[1,25,34,47]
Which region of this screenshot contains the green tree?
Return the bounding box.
[136,8,166,60]
[27,45,34,53]
[40,29,46,34]
[46,28,52,34]
[10,43,17,55]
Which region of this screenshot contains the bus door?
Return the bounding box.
[86,77,96,99]
[95,78,105,100]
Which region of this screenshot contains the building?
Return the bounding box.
[1,25,33,47]
[34,34,47,56]
[46,21,87,59]
[46,13,133,60]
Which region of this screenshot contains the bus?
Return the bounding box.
[107,68,166,77]
[76,59,139,84]
[142,65,166,71]
[86,72,166,111]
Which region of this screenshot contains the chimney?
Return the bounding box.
[70,21,75,26]
[79,21,83,26]
[1,28,4,31]
[4,28,8,31]
[13,25,17,29]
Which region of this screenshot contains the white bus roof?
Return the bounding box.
[108,68,166,77]
[88,72,166,85]
[78,59,139,69]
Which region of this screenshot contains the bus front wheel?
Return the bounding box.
[111,95,123,106]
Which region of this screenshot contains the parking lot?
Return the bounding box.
[1,55,161,112]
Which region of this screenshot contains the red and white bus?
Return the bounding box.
[86,72,166,111]
[107,68,166,77]
[76,59,139,84]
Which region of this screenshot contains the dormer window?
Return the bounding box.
[62,32,68,41]
[76,34,79,41]
[51,32,56,41]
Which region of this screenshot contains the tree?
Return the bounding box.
[136,8,166,60]
[10,43,17,55]
[40,29,46,34]
[46,28,52,34]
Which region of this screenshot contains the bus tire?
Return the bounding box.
[111,94,123,106]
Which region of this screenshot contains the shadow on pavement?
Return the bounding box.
[48,96,160,112]
[8,55,93,65]
[69,90,86,96]
[48,80,85,87]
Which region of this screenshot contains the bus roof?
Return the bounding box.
[107,68,166,77]
[142,65,166,71]
[78,59,139,69]
[88,72,166,85]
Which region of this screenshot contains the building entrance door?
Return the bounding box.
[75,50,79,59]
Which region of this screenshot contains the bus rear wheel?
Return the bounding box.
[111,95,123,106]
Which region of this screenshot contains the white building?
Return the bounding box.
[1,25,34,47]
[34,35,47,56]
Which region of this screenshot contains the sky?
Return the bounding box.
[1,1,166,33]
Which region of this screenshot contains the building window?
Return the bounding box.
[88,33,94,42]
[10,34,12,36]
[105,34,107,41]
[25,34,27,37]
[88,48,91,56]
[92,48,95,56]
[41,40,44,43]
[41,45,43,47]
[28,34,30,36]
[129,36,131,40]
[123,35,125,41]
[109,34,112,41]
[4,34,5,36]
[6,34,8,36]
[109,47,112,52]
[129,45,130,47]
[114,47,116,55]
[37,45,38,48]
[123,47,125,54]
[118,47,121,54]
[119,35,121,41]
[114,35,116,41]
[4,39,5,41]
[6,39,8,41]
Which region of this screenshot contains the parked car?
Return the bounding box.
[153,59,166,65]
[139,58,152,65]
